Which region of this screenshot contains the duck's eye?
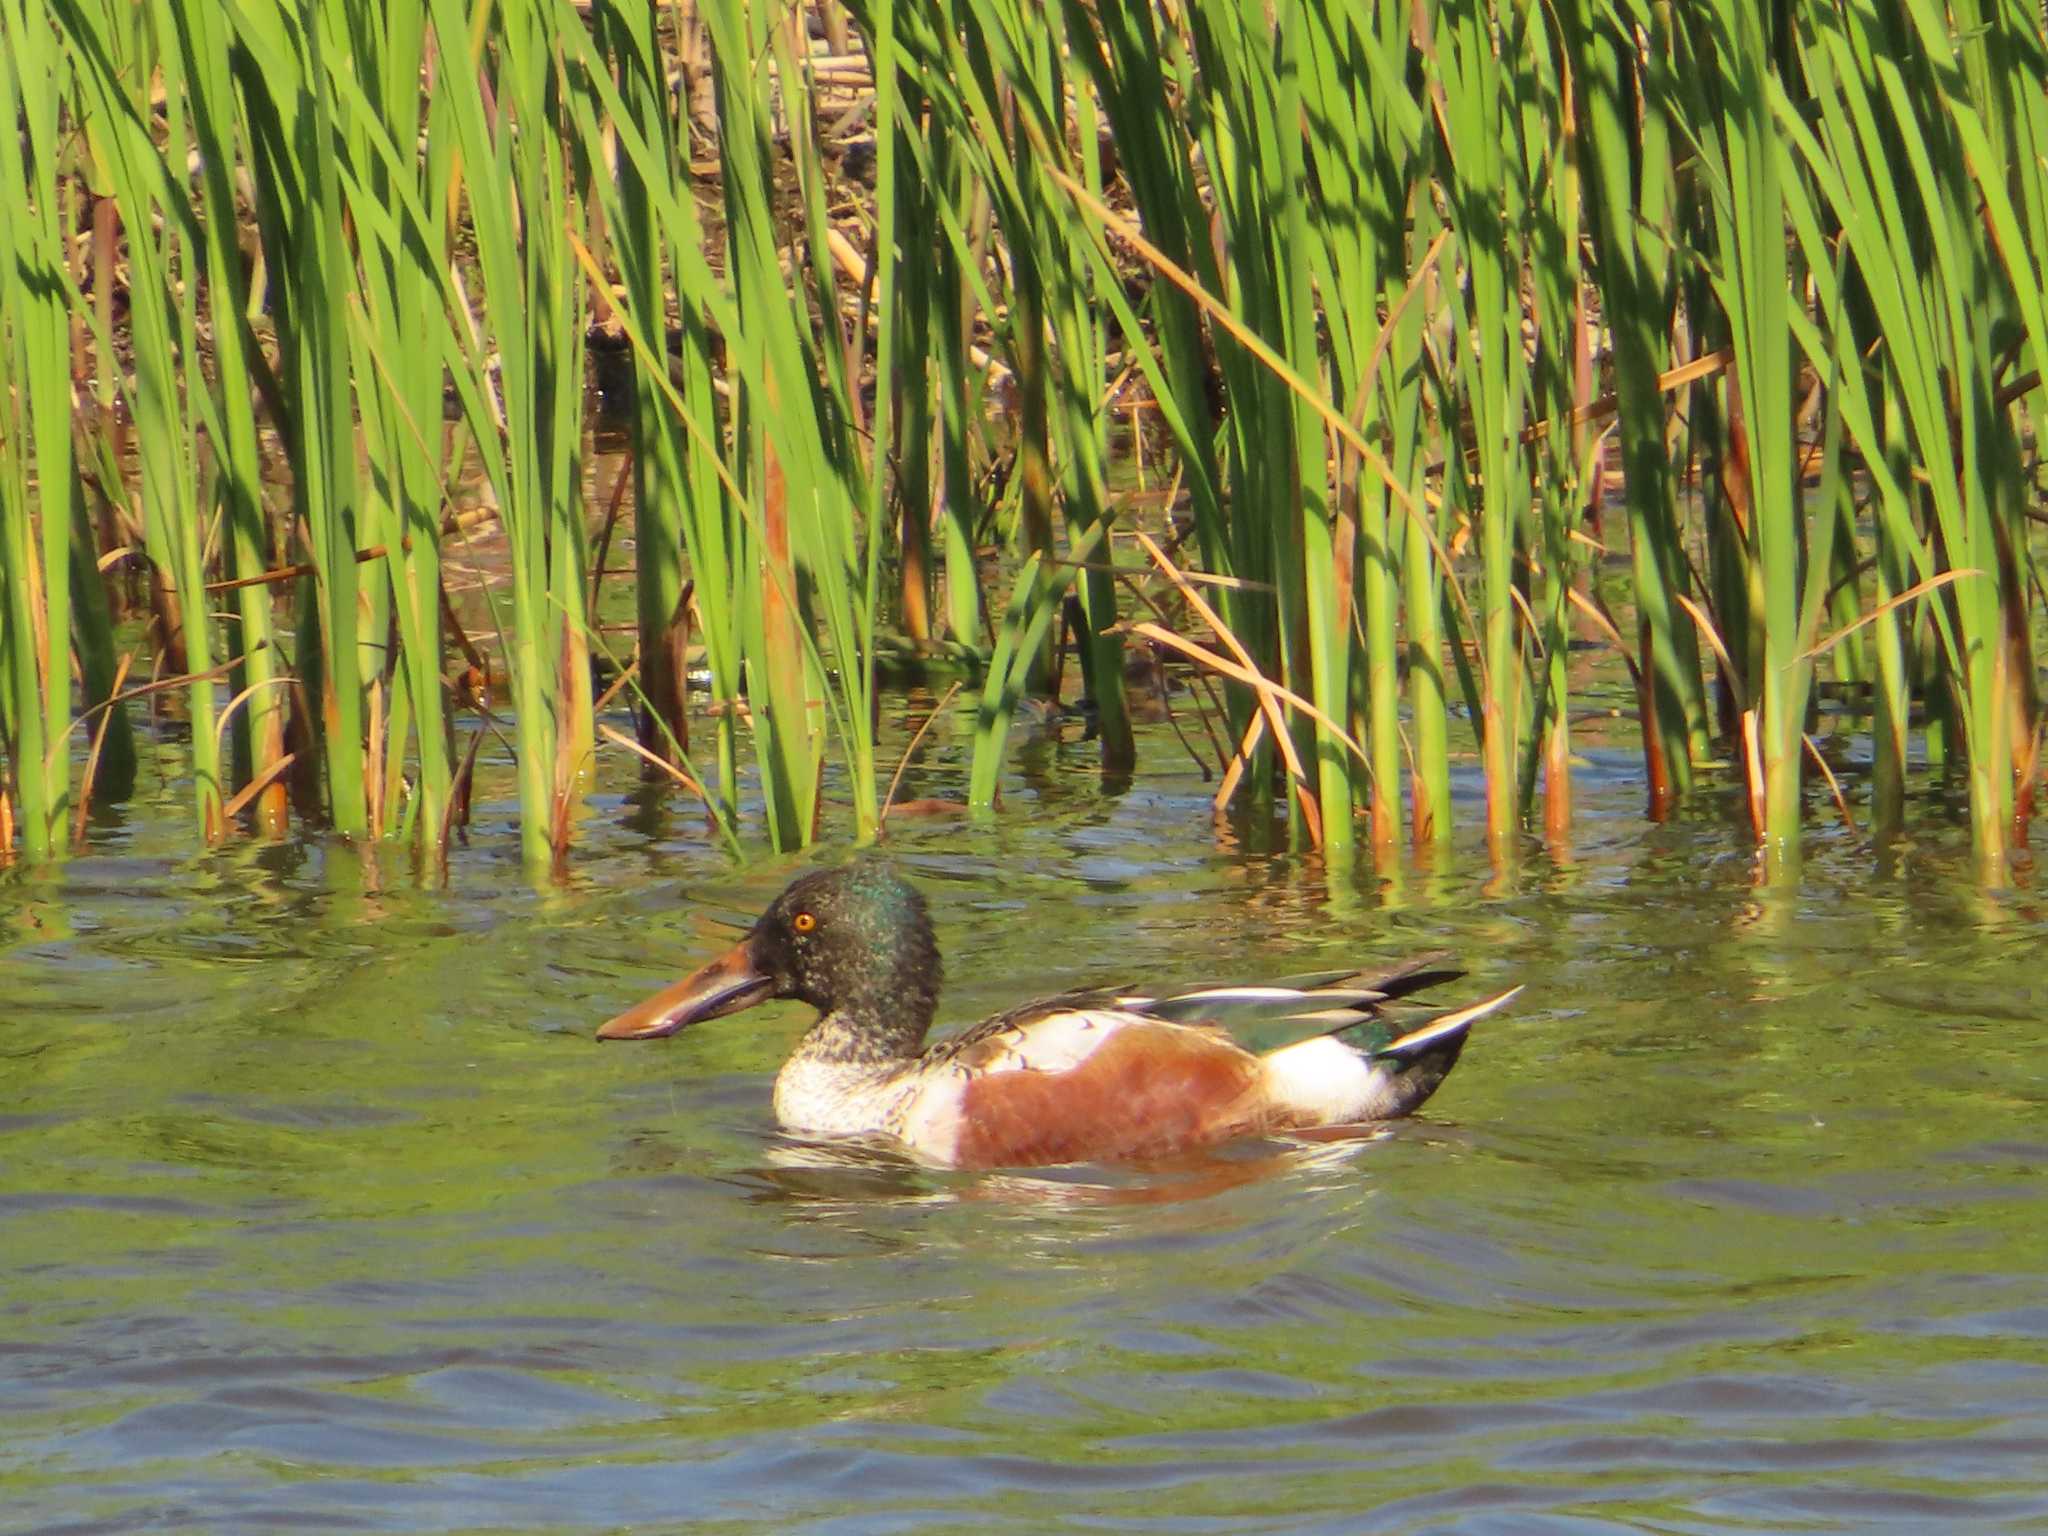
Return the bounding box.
[792,911,817,935]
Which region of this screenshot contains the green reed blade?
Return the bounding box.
[1295,0,1430,855]
[1790,1,2015,867]
[1435,0,1536,863]
[427,0,550,860]
[1510,2,1585,842]
[166,0,287,836]
[1564,0,1708,813]
[1003,0,1135,777]
[1261,0,1353,857]
[1396,188,1452,845]
[420,0,595,863]
[767,8,881,838]
[1177,0,1320,846]
[1068,0,1233,620]
[0,0,81,856]
[866,0,908,737]
[61,0,226,837]
[1937,0,2045,798]
[868,0,1073,812]
[703,0,828,848]
[1683,0,1805,872]
[929,118,989,648]
[1776,99,1933,834]
[592,0,695,779]
[556,2,762,818]
[220,0,371,837]
[331,0,454,851]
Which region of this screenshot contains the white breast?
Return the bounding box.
[771,1055,915,1139]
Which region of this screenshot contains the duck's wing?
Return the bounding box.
[921,953,1471,1072]
[1117,952,1469,1053]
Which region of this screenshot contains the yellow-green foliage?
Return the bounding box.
[1,0,2043,881]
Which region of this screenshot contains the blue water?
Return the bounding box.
[4,727,2046,1533]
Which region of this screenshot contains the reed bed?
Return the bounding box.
[2,0,2045,881]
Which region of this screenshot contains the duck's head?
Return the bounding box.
[597,862,942,1053]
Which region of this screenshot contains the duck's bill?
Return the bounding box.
[596,936,774,1040]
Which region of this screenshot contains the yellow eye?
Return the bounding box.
[792,911,817,934]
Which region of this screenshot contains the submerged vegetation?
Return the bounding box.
[2,0,2047,880]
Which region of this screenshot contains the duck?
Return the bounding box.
[597,862,1519,1170]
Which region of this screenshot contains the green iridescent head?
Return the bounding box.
[756,861,942,1032]
[596,860,943,1054]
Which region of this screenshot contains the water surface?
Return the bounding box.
[4,728,2046,1534]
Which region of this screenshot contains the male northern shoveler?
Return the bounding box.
[597,863,1519,1169]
